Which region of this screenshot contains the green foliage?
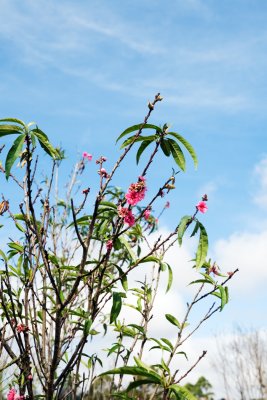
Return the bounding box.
[0,98,233,400]
[184,376,213,399]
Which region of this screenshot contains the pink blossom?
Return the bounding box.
[106,240,113,251]
[82,152,93,161]
[165,201,170,208]
[125,176,147,206]
[27,374,33,380]
[7,388,16,400]
[16,324,29,333]
[124,210,135,226]
[118,205,135,226]
[144,209,151,220]
[209,263,219,276]
[196,201,208,213]
[98,168,109,178]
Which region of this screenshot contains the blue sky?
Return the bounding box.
[1,0,267,394]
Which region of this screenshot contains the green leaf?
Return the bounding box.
[136,139,154,164]
[110,292,123,324]
[195,222,208,269]
[168,132,198,169]
[0,118,27,128]
[169,384,197,400]
[138,255,160,264]
[32,128,59,159]
[5,133,25,179]
[161,338,173,351]
[218,285,228,311]
[190,220,200,237]
[119,236,136,262]
[165,314,181,328]
[115,265,128,291]
[67,215,91,228]
[120,135,156,149]
[83,319,92,336]
[126,379,160,393]
[0,124,23,137]
[168,138,186,171]
[166,263,173,293]
[99,366,161,384]
[116,123,162,143]
[99,201,118,209]
[134,356,150,370]
[177,215,192,246]
[160,139,172,156]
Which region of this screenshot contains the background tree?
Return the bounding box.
[213,328,267,400]
[184,376,214,400]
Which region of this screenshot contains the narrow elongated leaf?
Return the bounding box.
[165,314,181,328]
[190,220,200,237]
[120,135,156,149]
[134,357,150,370]
[116,123,162,143]
[0,124,23,137]
[218,285,228,311]
[126,379,160,392]
[100,366,161,383]
[110,292,122,323]
[138,255,160,264]
[32,128,59,159]
[136,139,154,164]
[115,265,128,291]
[0,118,27,128]
[160,139,171,156]
[119,236,136,262]
[177,215,192,245]
[195,222,208,269]
[161,337,173,351]
[5,133,25,179]
[169,384,197,400]
[83,319,92,335]
[168,138,186,171]
[166,263,173,293]
[168,132,198,169]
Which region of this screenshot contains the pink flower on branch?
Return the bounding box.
[118,205,135,227]
[82,152,93,161]
[144,209,151,220]
[165,201,170,208]
[16,323,29,333]
[196,201,208,214]
[106,240,113,251]
[7,389,16,400]
[98,168,110,179]
[125,176,147,206]
[7,389,25,400]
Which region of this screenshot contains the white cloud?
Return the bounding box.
[212,229,267,293]
[253,156,267,208]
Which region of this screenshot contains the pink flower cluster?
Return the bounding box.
[82,152,93,161]
[118,205,135,227]
[125,176,146,206]
[7,388,24,400]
